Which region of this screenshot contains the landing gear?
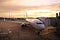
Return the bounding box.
[21,23,27,29]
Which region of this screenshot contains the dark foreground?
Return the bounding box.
[0,21,60,40]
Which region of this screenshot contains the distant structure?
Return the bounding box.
[59,12,60,17]
[56,12,60,37]
[56,13,58,18]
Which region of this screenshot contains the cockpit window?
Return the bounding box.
[37,23,43,24]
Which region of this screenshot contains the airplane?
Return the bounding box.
[26,18,45,30]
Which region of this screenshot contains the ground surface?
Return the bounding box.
[0,21,60,40]
[0,21,44,40]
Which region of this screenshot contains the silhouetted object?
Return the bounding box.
[56,13,58,17]
[56,12,60,37]
[59,12,60,17]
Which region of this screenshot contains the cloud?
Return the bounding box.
[0,0,60,7]
[0,0,60,13]
[0,0,60,6]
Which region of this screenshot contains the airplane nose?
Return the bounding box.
[41,24,45,28]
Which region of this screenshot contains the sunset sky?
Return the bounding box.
[0,0,60,18]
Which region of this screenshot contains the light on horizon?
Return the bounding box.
[27,10,51,12]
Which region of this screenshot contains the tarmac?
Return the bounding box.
[0,20,60,40]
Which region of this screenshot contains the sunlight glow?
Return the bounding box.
[27,10,51,12]
[26,10,51,17]
[26,10,55,17]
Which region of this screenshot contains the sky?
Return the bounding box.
[0,0,60,18]
[0,0,60,6]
